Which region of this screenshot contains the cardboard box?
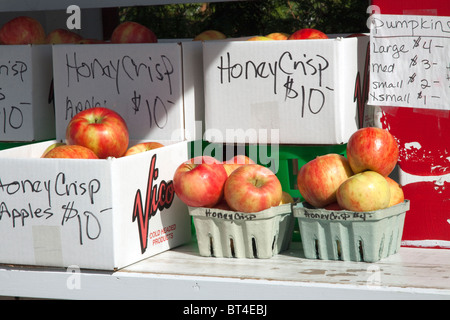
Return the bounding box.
[0,45,54,142]
[202,35,370,144]
[0,140,191,270]
[0,43,197,270]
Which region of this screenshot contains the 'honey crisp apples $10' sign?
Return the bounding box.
[52,43,184,142]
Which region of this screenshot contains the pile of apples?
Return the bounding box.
[297,127,404,212]
[41,107,164,159]
[193,28,328,42]
[173,155,293,213]
[0,16,157,45]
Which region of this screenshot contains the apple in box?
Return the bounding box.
[288,28,328,40]
[111,21,157,43]
[46,29,82,44]
[193,30,226,41]
[124,142,164,157]
[0,16,46,44]
[297,153,353,208]
[346,127,399,177]
[42,144,99,159]
[65,107,129,159]
[224,164,282,213]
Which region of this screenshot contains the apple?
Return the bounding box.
[65,107,129,159]
[41,142,66,158]
[110,21,157,43]
[123,141,164,157]
[223,155,256,176]
[42,145,99,159]
[224,164,282,213]
[173,161,228,207]
[247,36,274,41]
[297,153,353,208]
[186,155,221,165]
[46,29,82,44]
[279,191,294,205]
[386,176,404,207]
[288,28,328,40]
[0,16,46,45]
[266,32,289,40]
[347,127,399,176]
[78,38,105,44]
[193,30,226,41]
[336,171,391,212]
[324,202,342,211]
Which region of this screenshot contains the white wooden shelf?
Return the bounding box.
[1,241,449,300]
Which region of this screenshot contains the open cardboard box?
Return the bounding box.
[0,44,55,142]
[0,42,199,270]
[202,35,370,144]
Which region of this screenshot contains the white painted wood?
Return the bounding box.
[1,242,449,300]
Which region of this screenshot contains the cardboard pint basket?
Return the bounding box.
[189,204,294,259]
[293,200,410,263]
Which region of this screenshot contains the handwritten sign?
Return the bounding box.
[52,43,184,141]
[0,45,54,141]
[369,14,450,109]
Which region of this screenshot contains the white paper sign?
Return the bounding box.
[369,14,450,109]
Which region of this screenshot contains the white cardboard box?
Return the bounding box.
[0,45,55,142]
[203,35,370,144]
[0,43,196,270]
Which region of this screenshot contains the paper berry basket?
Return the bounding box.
[189,204,294,259]
[293,200,410,262]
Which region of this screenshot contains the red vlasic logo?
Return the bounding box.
[132,154,175,253]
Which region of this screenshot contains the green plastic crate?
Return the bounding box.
[293,200,410,262]
[0,141,38,150]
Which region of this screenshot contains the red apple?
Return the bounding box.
[266,32,289,40]
[65,107,129,159]
[123,141,164,157]
[173,161,228,208]
[297,153,354,208]
[41,142,66,158]
[336,171,391,212]
[0,16,46,45]
[193,30,226,41]
[386,176,404,207]
[223,155,256,176]
[288,28,328,40]
[42,145,99,159]
[46,29,82,44]
[324,202,342,211]
[110,21,157,43]
[347,127,399,176]
[224,164,282,213]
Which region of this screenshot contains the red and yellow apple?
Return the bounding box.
[0,16,46,45]
[223,155,256,176]
[41,142,66,158]
[224,164,282,213]
[247,36,274,41]
[386,176,404,207]
[42,145,99,159]
[266,32,289,40]
[124,141,164,157]
[173,160,228,208]
[110,21,157,43]
[279,191,294,205]
[65,107,129,159]
[346,127,399,177]
[324,202,342,211]
[297,154,353,208]
[336,171,391,212]
[193,30,226,41]
[288,28,328,40]
[46,29,82,44]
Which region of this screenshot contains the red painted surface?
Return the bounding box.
[370,1,450,247]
